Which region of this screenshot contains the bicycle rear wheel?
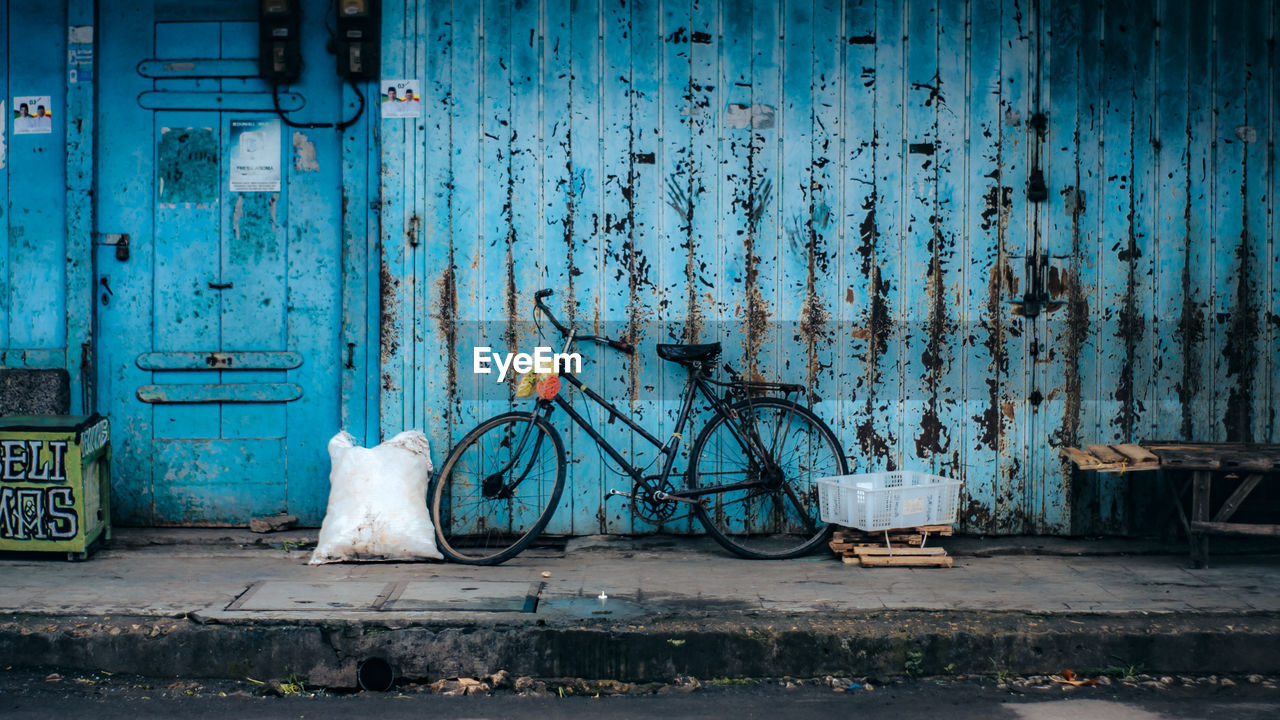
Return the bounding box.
[687,397,848,559]
[430,411,566,565]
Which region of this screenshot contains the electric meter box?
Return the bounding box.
[0,414,112,559]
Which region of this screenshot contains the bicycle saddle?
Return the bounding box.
[656,342,721,364]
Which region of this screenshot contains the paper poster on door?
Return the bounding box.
[12,96,53,135]
[381,79,421,118]
[229,119,281,192]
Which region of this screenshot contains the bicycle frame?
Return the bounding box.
[489,288,803,504]
[516,363,782,502]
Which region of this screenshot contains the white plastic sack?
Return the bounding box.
[309,430,443,564]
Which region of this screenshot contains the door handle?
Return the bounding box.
[208,281,234,290]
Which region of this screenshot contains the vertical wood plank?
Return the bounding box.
[7,3,66,349]
[1211,0,1245,443]
[933,0,965,484]
[843,0,878,474]
[1150,0,1190,447]
[0,1,8,350]
[676,0,720,535]
[866,0,904,474]
[598,0,635,534]
[807,0,846,452]
[1128,0,1158,462]
[421,0,455,453]
[1179,0,1215,445]
[1241,0,1271,443]
[1066,0,1105,531]
[1270,1,1280,443]
[449,1,485,451]
[1094,0,1136,529]
[65,0,95,412]
[1037,0,1081,533]
[623,0,663,534]
[94,0,156,523]
[539,0,581,533]
[567,0,607,534]
[378,0,410,437]
[655,0,694,524]
[902,0,940,473]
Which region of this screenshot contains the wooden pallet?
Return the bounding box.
[1059,443,1160,473]
[830,524,954,568]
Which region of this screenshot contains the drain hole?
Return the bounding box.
[356,657,395,692]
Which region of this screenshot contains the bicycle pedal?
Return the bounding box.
[605,489,634,501]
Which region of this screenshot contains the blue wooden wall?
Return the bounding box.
[0,1,93,411]
[1,0,1276,533]
[378,0,1280,535]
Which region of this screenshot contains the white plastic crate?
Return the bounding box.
[817,471,962,531]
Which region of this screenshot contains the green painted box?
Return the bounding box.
[0,414,112,559]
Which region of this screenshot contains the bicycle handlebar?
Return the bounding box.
[533,289,635,355]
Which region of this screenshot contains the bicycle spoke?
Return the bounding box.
[689,398,846,558]
[432,413,565,564]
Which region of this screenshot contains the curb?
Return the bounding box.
[4,611,1279,686]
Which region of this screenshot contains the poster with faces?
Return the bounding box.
[381,79,421,118]
[13,96,53,135]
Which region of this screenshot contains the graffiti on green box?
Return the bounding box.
[0,486,78,540]
[0,440,79,540]
[1,439,70,481]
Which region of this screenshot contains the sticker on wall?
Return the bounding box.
[68,26,95,85]
[229,118,281,192]
[381,79,421,118]
[12,96,53,135]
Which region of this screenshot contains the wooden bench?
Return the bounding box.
[1061,442,1280,568]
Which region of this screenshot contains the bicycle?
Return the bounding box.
[429,289,850,565]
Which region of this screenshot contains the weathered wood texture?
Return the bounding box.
[378,0,1280,536]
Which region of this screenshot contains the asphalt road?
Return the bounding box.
[3,670,1279,719]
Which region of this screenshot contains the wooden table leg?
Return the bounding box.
[1190,471,1211,568]
[1164,471,1192,540]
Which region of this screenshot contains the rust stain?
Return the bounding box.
[668,168,704,343]
[379,262,400,393]
[915,217,954,460]
[1051,186,1088,462]
[1176,138,1204,440]
[1222,220,1257,442]
[618,124,650,405]
[1114,137,1144,441]
[502,123,519,373]
[437,250,459,424]
[738,172,772,383]
[1001,402,1015,421]
[798,206,832,402]
[973,185,1012,451]
[854,184,896,468]
[562,124,579,326]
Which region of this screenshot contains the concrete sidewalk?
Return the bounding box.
[2,530,1279,685]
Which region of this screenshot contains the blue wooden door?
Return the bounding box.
[95,3,345,525]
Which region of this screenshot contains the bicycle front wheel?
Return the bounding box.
[688,397,848,559]
[430,411,566,565]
